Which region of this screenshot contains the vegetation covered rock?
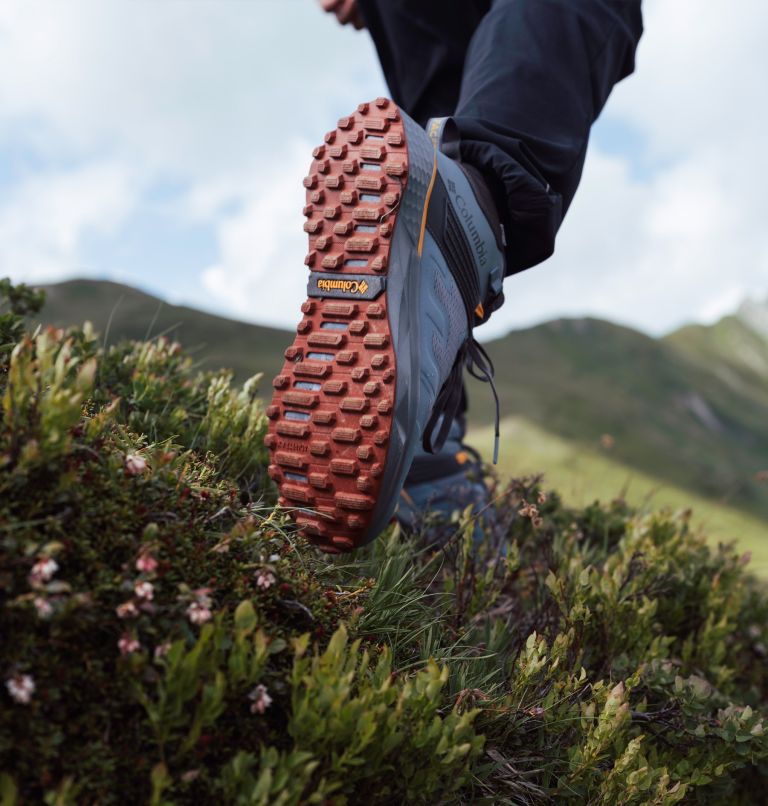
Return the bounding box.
[2,279,768,805]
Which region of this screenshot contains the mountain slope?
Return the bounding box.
[665,298,768,397]
[466,316,768,520]
[35,278,289,388]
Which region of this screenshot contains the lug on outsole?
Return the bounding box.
[268,98,407,553]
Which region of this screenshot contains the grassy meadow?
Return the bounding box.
[471,416,768,575]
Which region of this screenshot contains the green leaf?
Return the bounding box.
[234,600,258,636]
[0,774,18,806]
[150,764,171,806]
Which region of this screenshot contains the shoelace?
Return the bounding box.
[423,336,501,465]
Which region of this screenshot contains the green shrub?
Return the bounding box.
[2,278,768,804]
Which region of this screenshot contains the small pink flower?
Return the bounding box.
[124,454,148,476]
[192,588,213,610]
[6,674,35,704]
[33,597,53,619]
[29,557,58,587]
[256,570,276,590]
[118,633,141,655]
[134,581,154,601]
[517,502,539,519]
[135,554,158,573]
[154,641,172,661]
[248,683,272,714]
[116,601,139,619]
[187,602,212,625]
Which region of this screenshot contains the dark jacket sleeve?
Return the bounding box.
[454,0,644,274]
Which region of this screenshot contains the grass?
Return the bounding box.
[470,415,768,576]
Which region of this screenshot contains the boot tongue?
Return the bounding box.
[426,116,462,160]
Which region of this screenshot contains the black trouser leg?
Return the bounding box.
[357,0,491,127]
[358,0,643,274]
[454,0,643,272]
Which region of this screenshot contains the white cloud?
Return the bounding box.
[0,0,383,180]
[482,141,768,339]
[0,0,385,309]
[609,0,768,160]
[157,0,768,338]
[200,140,311,329]
[0,0,765,340]
[0,162,138,282]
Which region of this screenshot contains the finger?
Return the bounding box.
[335,0,358,25]
[319,0,340,12]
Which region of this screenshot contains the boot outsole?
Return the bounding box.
[266,98,410,553]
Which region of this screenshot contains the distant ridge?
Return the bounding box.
[738,296,768,339]
[36,279,289,387]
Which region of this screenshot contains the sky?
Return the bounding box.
[0,0,766,340]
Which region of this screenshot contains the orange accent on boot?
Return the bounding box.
[417,149,438,257]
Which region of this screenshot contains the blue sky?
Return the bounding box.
[1,0,766,339]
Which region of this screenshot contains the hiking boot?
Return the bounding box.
[266,98,505,553]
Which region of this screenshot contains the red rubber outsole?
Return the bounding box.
[266,98,409,553]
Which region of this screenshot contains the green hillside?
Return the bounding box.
[470,415,768,574]
[666,303,768,394]
[466,316,768,520]
[36,279,768,526]
[35,278,289,388]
